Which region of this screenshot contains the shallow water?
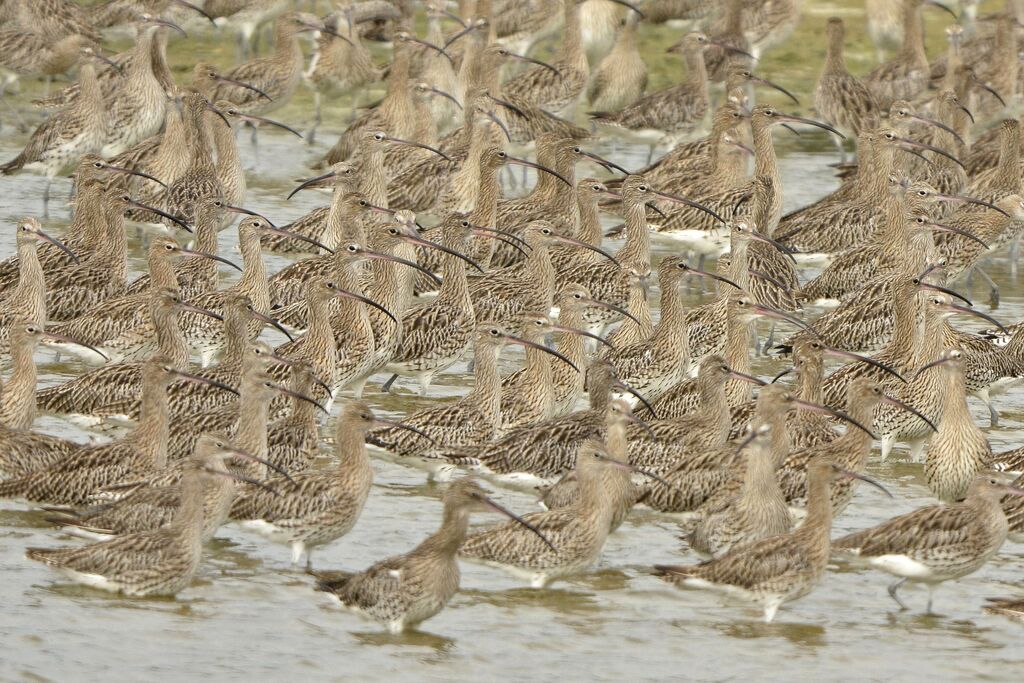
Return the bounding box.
[2,2,1024,681]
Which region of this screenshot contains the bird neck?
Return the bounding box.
[995,126,1021,191]
[470,161,501,229]
[684,46,708,92]
[740,445,785,514]
[154,304,190,368]
[134,379,170,471]
[832,396,877,466]
[899,1,928,65]
[237,230,268,300]
[209,114,242,180]
[77,63,105,111]
[236,384,271,461]
[438,249,472,303]
[618,199,651,268]
[799,468,835,540]
[219,312,249,366]
[938,366,971,427]
[13,240,44,316]
[576,192,602,247]
[796,358,825,404]
[824,30,846,73]
[525,241,556,310]
[554,309,586,389]
[68,184,107,247]
[360,149,388,208]
[328,197,366,250]
[426,505,472,556]
[288,375,319,426]
[171,465,208,533]
[560,0,587,74]
[467,343,503,431]
[725,314,754,405]
[149,251,179,293]
[1,340,37,430]
[751,122,780,184]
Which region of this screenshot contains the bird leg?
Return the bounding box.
[972,267,1000,309]
[381,373,399,393]
[887,578,908,610]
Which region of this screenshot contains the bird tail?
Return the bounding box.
[1,154,26,175]
[651,564,697,580]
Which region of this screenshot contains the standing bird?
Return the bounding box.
[814,17,880,161]
[1,52,110,208]
[654,458,890,623]
[834,475,1023,614]
[235,402,415,569]
[26,436,269,597]
[313,477,551,634]
[586,8,647,112]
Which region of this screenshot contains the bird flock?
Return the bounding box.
[0,0,1023,636]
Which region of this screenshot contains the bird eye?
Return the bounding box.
[461,220,470,227]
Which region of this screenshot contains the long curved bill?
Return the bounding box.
[771,367,793,383]
[332,287,398,325]
[753,303,816,336]
[255,312,295,342]
[684,264,741,291]
[728,139,755,156]
[645,201,669,219]
[487,93,527,120]
[895,136,964,170]
[443,21,477,49]
[381,134,451,161]
[34,229,79,263]
[608,458,675,489]
[909,113,965,146]
[127,197,192,232]
[727,368,767,386]
[180,247,242,272]
[577,148,631,175]
[832,464,893,498]
[220,442,297,483]
[260,222,336,254]
[474,492,557,552]
[269,382,329,414]
[418,83,463,110]
[482,109,514,142]
[502,334,579,373]
[361,248,442,287]
[948,302,1008,334]
[146,16,187,36]
[471,226,529,258]
[624,412,657,440]
[606,0,644,17]
[919,281,972,306]
[501,51,562,78]
[550,322,614,350]
[204,101,232,128]
[505,156,572,186]
[613,380,657,417]
[204,468,279,496]
[970,76,1005,107]
[881,395,937,432]
[98,163,166,188]
[41,331,108,361]
[231,111,303,138]
[374,416,437,446]
[927,221,989,249]
[748,74,799,105]
[172,0,217,25]
[171,368,239,396]
[709,39,755,60]
[552,233,619,265]
[403,35,454,63]
[822,346,906,383]
[181,301,224,322]
[775,112,846,139]
[215,74,272,101]
[933,192,1012,218]
[288,171,335,199]
[749,229,797,263]
[749,268,792,291]
[650,189,726,224]
[794,399,877,439]
[581,296,641,328]
[399,231,484,273]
